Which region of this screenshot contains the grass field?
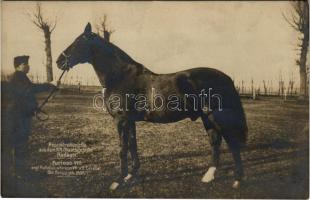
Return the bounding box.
[24,92,309,198]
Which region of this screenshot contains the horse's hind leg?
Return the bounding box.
[201,114,222,183]
[222,132,244,189]
[128,122,140,176]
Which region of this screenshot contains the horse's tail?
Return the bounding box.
[231,83,248,145]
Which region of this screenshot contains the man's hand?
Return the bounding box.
[50,80,60,87]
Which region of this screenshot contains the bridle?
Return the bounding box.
[60,52,70,69]
[35,52,70,121]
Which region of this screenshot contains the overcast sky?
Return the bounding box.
[1,1,303,88]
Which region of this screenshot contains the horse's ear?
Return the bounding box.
[84,23,92,35]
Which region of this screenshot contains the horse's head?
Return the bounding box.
[56,23,94,70]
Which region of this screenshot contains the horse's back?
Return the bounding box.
[174,67,237,102]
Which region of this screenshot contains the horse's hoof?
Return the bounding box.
[201,167,216,183]
[232,180,240,189]
[124,173,133,182]
[109,182,120,191]
[109,174,134,190]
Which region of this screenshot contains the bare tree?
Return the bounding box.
[283,1,309,98]
[263,80,268,95]
[278,71,285,97]
[28,3,57,82]
[288,72,295,95]
[95,14,115,42]
[251,78,254,95]
[241,80,244,94]
[269,80,273,94]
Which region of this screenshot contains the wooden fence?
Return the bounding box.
[1,73,308,99]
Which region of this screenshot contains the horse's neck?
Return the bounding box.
[91,46,154,89]
[89,38,156,89]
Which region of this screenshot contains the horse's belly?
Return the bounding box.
[141,110,200,123]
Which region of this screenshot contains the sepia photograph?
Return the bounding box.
[1,1,309,198]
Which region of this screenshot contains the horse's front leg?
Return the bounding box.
[119,125,129,179]
[110,118,129,190]
[128,121,140,176]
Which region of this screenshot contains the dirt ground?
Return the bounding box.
[20,92,309,198]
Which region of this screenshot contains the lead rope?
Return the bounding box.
[35,69,69,121]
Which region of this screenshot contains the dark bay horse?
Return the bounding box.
[56,23,248,190]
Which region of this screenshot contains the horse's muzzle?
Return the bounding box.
[56,52,70,70]
[56,58,65,70]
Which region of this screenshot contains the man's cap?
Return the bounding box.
[14,55,29,68]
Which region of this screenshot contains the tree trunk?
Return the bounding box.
[299,69,307,98]
[298,32,309,99]
[44,30,53,82]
